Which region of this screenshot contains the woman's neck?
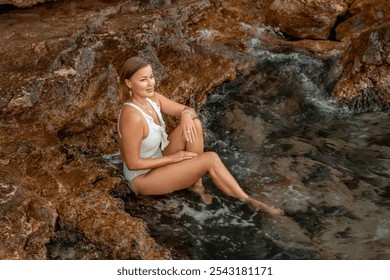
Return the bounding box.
[132,97,147,104]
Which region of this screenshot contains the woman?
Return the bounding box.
[117,56,283,215]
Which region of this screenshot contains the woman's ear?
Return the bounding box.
[125,79,132,89]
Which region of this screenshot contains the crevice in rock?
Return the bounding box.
[329,9,354,41]
[345,87,388,113]
[0,4,16,13]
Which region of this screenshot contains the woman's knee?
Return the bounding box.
[200,151,221,167]
[193,118,203,133]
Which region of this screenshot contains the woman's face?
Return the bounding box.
[126,64,155,99]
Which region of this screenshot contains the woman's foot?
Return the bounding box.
[243,197,284,215]
[190,184,213,205]
[199,191,213,205]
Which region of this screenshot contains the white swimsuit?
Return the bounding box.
[118,98,169,187]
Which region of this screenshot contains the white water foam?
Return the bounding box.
[246,37,342,113]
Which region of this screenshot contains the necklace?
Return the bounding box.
[132,99,153,114]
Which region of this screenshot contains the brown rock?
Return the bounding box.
[263,0,349,40]
[0,0,243,260]
[259,32,345,59]
[56,191,171,259]
[0,183,57,259]
[1,0,389,260]
[331,0,390,111]
[258,0,390,111]
[335,0,390,41]
[0,0,58,8]
[333,24,390,112]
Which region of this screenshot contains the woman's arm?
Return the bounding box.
[154,92,198,143]
[119,106,196,171]
[154,92,197,118]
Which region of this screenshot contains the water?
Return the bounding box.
[121,47,390,260]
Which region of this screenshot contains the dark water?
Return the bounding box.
[124,44,390,260]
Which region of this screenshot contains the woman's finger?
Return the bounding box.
[184,128,193,143]
[191,125,198,139]
[188,125,198,143]
[184,128,191,142]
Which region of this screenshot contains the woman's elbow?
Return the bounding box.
[124,159,141,171]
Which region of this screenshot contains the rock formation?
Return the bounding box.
[0,0,58,8]
[263,0,350,40]
[0,0,389,259]
[333,0,390,112]
[261,0,390,111]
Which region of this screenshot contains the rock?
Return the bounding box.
[333,24,390,112]
[330,0,390,111]
[0,183,57,259]
[0,0,240,260]
[0,0,58,8]
[257,0,390,111]
[262,0,349,40]
[259,33,346,59]
[335,0,390,41]
[55,190,172,259]
[1,0,389,260]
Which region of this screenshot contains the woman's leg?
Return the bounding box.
[163,118,204,155]
[132,151,283,215]
[163,118,212,204]
[132,152,237,195]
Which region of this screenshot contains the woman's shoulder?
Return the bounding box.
[149,92,162,106]
[120,104,144,124]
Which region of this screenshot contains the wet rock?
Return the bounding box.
[0,0,239,260]
[0,0,58,8]
[55,190,172,259]
[332,0,390,112]
[254,0,390,111]
[1,0,389,260]
[262,0,349,40]
[333,24,390,112]
[335,0,390,41]
[259,33,346,59]
[0,183,57,259]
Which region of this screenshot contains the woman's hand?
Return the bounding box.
[180,111,198,143]
[169,150,198,163]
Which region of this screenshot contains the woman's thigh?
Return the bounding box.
[163,125,186,156]
[131,153,213,195]
[164,118,204,156]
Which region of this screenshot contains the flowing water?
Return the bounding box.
[123,43,390,260]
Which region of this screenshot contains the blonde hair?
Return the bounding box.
[118,57,150,101]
